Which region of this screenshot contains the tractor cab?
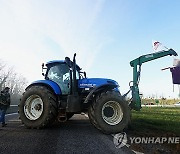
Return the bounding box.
[42,57,119,97]
[42,60,81,95]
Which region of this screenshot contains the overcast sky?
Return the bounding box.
[0,0,180,98]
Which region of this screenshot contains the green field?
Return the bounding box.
[130,107,180,136]
[128,107,180,153]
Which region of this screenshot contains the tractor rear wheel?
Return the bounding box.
[89,91,130,134]
[19,86,58,129]
[88,105,102,131]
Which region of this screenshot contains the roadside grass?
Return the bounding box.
[130,107,180,136]
[128,107,180,153]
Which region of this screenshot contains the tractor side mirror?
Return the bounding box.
[42,63,44,71]
[42,63,45,76]
[42,63,47,76]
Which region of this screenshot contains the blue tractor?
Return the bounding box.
[19,49,178,134]
[19,54,130,134]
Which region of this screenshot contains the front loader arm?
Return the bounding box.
[130,49,177,67]
[129,49,178,110]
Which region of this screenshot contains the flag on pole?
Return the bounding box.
[152,40,161,51]
[152,40,168,52]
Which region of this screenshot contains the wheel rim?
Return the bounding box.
[102,101,123,125]
[24,95,43,120]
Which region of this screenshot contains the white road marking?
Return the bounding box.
[6,113,18,116]
[8,119,21,122]
[10,105,18,107]
[132,150,144,154]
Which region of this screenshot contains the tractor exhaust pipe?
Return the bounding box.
[72,53,78,95]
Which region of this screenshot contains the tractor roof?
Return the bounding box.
[46,60,81,70]
[46,60,65,65]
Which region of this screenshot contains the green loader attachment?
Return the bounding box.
[129,49,178,110]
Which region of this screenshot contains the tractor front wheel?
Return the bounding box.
[19,86,58,129]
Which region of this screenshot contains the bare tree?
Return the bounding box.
[0,60,10,91]
[0,60,28,104]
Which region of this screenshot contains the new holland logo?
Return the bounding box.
[80,83,96,87]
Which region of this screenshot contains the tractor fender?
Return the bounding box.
[25,80,61,95]
[83,84,119,104]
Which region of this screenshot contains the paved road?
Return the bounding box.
[0,113,134,154]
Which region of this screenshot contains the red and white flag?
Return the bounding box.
[152,40,162,51]
[152,40,169,52]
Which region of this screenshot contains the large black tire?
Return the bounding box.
[88,91,130,134]
[19,86,58,129]
[124,107,132,131]
[88,105,103,131]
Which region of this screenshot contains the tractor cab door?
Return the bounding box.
[46,63,71,95]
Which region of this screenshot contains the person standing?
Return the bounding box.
[0,87,11,127]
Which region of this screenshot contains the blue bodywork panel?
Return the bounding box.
[28,78,119,95]
[30,60,120,96]
[78,78,119,89]
[28,80,62,95]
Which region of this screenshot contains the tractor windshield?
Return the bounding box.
[46,63,70,94]
[45,63,80,95]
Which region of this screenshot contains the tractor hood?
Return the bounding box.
[78,78,119,89]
